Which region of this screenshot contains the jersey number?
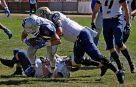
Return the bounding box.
[105,0,114,14]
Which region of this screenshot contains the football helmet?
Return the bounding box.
[36,7,51,19]
[53,56,70,78]
[22,15,41,35]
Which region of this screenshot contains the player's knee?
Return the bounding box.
[116,43,123,49]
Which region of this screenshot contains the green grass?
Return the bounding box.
[0,14,136,87]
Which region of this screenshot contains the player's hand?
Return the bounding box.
[124,23,131,34]
[34,40,51,49]
[91,22,96,30]
[4,28,12,39]
[5,7,10,17]
[23,38,32,47]
[34,39,46,49]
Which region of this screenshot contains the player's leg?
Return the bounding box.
[46,45,58,69]
[0,23,12,39]
[103,19,123,70]
[77,29,117,74]
[114,16,136,73]
[29,4,33,15]
[27,46,37,65]
[77,29,124,83]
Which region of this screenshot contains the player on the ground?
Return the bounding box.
[91,0,135,74]
[0,0,12,39]
[91,0,103,45]
[35,7,125,84]
[0,48,72,78]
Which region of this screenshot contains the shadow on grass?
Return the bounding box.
[80,66,98,70]
[0,75,27,78]
[0,79,29,85]
[30,77,103,84]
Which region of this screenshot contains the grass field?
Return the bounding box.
[0,14,136,87]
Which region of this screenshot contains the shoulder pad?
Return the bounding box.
[51,13,61,23]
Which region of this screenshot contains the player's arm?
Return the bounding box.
[91,1,101,24]
[21,30,28,41]
[50,33,61,46]
[131,9,136,16]
[1,0,8,8]
[51,13,63,37]
[1,0,10,17]
[55,20,63,37]
[121,0,130,24]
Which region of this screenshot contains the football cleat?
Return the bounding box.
[10,67,23,76]
[0,58,14,68]
[130,63,136,73]
[116,70,125,84]
[100,66,108,77]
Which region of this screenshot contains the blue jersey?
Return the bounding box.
[91,0,97,11]
[38,23,56,39]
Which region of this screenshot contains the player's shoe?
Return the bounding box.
[116,70,125,84]
[100,66,108,77]
[130,63,136,73]
[10,67,23,76]
[0,58,14,68]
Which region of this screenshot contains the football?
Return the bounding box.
[28,38,41,47]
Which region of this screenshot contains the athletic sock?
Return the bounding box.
[111,51,122,70]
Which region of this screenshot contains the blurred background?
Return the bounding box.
[0,0,92,14]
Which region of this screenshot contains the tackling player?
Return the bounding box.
[35,7,125,84]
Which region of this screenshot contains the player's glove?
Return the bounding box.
[5,7,10,17]
[23,38,32,47]
[3,28,12,39]
[124,23,131,34]
[34,39,51,49]
[91,22,96,30]
[34,39,46,49]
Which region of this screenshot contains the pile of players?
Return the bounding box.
[0,0,136,84]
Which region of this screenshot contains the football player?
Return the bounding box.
[35,7,125,84]
[21,15,61,73]
[0,48,72,78]
[91,0,134,80]
[0,0,12,39]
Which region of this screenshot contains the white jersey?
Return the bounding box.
[51,11,97,42]
[35,59,43,77]
[98,0,123,18]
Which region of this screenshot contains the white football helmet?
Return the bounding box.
[22,15,41,35]
[36,7,51,19]
[53,56,70,78]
